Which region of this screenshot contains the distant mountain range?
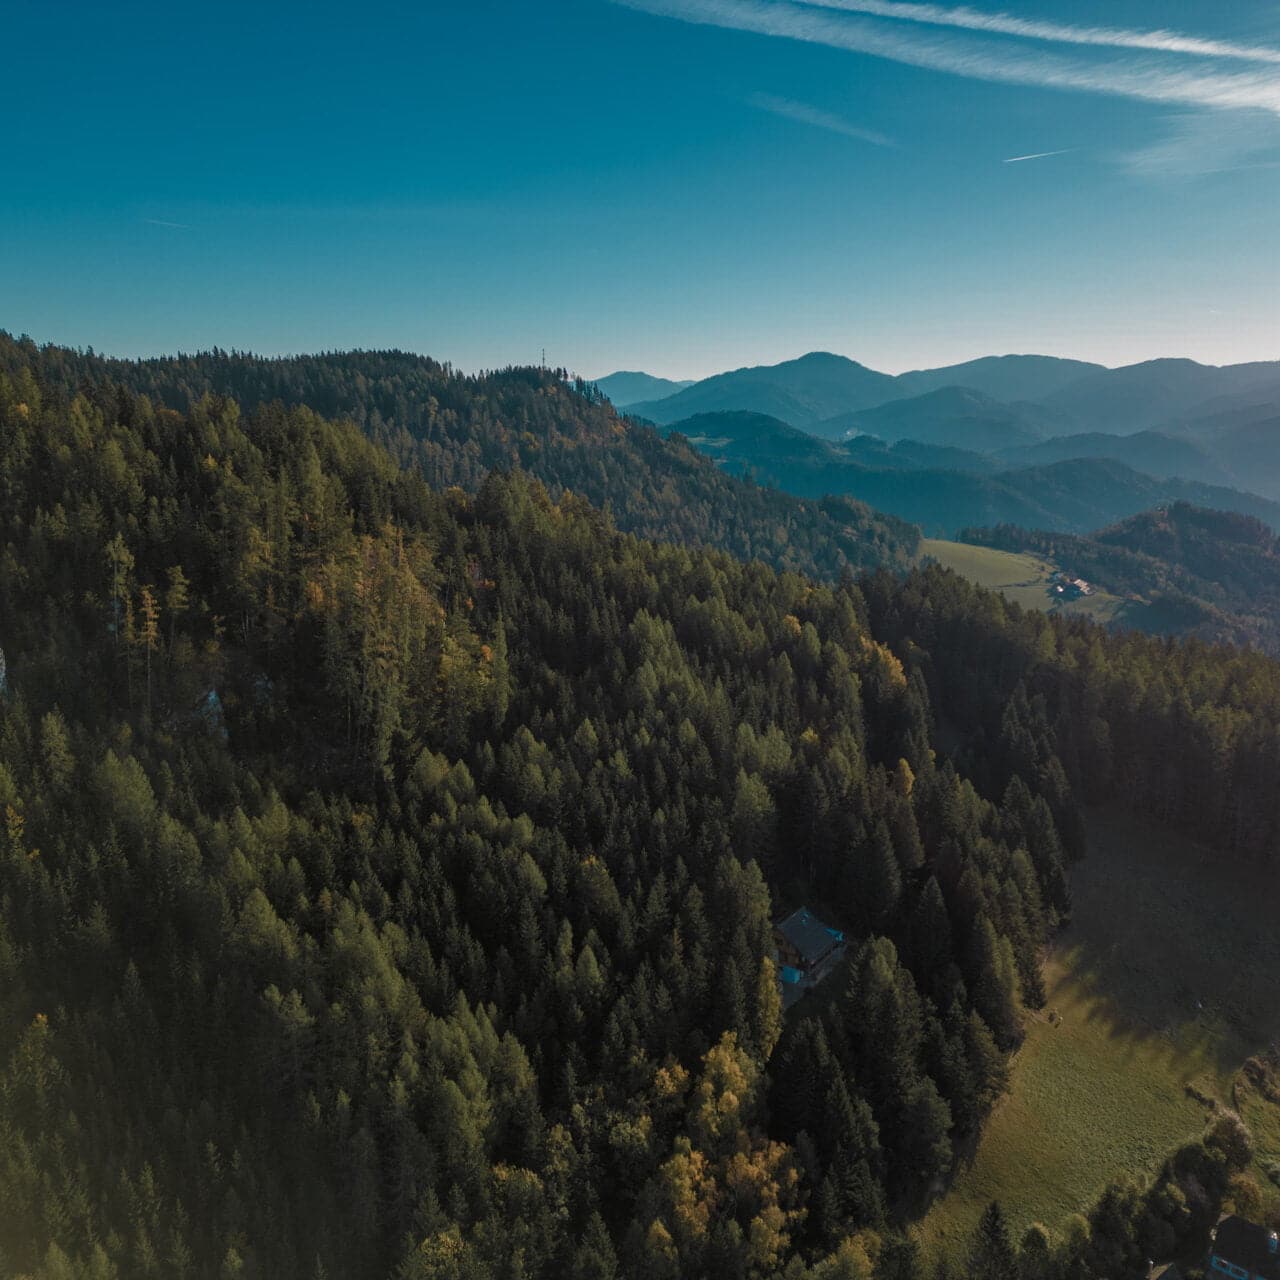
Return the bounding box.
[623,351,1116,428]
[603,349,1280,533]
[668,410,1280,537]
[619,349,1280,449]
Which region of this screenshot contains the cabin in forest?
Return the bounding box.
[1208,1216,1280,1280]
[773,907,846,1008]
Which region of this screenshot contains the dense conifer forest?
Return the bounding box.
[0,335,919,584]
[0,350,1274,1278]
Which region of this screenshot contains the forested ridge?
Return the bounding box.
[0,334,919,583]
[0,354,1275,1279]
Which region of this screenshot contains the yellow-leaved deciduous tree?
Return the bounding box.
[688,1031,760,1157]
[725,1137,806,1275]
[634,1219,680,1280]
[754,955,783,1065]
[634,1032,805,1279]
[807,1231,881,1280]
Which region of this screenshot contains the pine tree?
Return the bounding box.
[968,1202,1017,1280]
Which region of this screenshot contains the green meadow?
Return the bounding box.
[920,538,1132,625]
[918,810,1280,1255]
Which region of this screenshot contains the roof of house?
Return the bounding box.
[1214,1216,1280,1280]
[775,907,843,965]
[1151,1264,1183,1280]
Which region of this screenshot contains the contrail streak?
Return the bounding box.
[1003,149,1073,163]
[613,0,1280,117]
[752,92,897,146]
[793,0,1280,66]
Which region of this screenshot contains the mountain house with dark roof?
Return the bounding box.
[773,907,846,1008]
[1208,1215,1280,1280]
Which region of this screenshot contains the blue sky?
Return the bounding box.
[3,0,1278,378]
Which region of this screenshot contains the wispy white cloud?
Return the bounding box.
[792,0,1280,67]
[143,218,191,229]
[1003,148,1073,163]
[1120,110,1280,176]
[614,0,1280,117]
[751,92,896,145]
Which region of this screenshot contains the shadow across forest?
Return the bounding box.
[1044,809,1280,1081]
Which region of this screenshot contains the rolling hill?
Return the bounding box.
[830,385,1062,452]
[998,430,1235,487]
[626,351,899,426]
[0,334,920,581]
[891,353,1104,403]
[1164,407,1280,500]
[846,435,1000,474]
[1046,358,1280,433]
[959,503,1280,653]
[666,409,1280,537]
[592,369,694,406]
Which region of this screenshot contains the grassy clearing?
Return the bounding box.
[917,809,1280,1256]
[920,539,1131,625]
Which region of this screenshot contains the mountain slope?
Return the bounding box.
[2,347,1277,1279]
[672,409,838,463]
[0,333,920,578]
[960,503,1280,653]
[592,369,693,406]
[846,435,1000,474]
[1160,408,1280,500]
[997,430,1234,487]
[0,356,1078,1277]
[1046,358,1280,432]
[995,457,1280,536]
[627,351,899,426]
[832,386,1059,452]
[665,405,1280,537]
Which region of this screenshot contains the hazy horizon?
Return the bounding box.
[12,326,1280,387]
